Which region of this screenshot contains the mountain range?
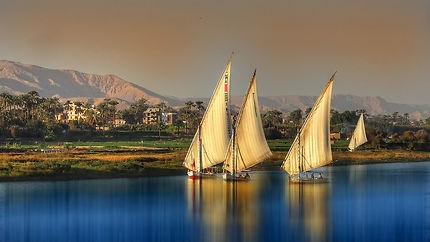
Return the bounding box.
[1,60,429,120]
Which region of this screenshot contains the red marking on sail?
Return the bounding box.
[224,83,228,92]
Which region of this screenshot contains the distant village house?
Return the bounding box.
[143,107,176,125]
[143,107,161,125]
[114,119,126,127]
[162,112,177,126]
[330,132,341,140]
[56,101,97,123]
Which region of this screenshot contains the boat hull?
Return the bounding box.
[187,170,216,179]
[222,173,250,181]
[289,171,328,184]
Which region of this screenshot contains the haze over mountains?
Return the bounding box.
[0,60,178,107]
[1,60,429,120]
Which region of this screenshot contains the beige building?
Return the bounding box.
[114,119,126,127]
[330,132,341,140]
[56,101,97,123]
[143,107,161,125]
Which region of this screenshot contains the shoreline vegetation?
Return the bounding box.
[1,91,429,182]
[1,140,429,182]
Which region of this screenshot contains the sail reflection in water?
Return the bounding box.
[1,163,429,242]
[186,177,260,242]
[286,182,331,242]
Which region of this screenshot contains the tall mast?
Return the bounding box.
[232,70,253,176]
[297,128,302,174]
[222,69,271,175]
[198,125,202,173]
[282,72,336,174]
[225,55,232,137]
[232,124,236,176]
[183,57,232,172]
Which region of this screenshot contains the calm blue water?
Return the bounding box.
[0,162,429,242]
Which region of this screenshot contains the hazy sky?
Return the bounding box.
[1,0,429,104]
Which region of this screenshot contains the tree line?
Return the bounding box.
[261,108,430,150]
[0,91,207,140]
[1,91,429,149]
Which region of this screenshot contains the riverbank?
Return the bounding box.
[0,148,429,181]
[255,149,430,169]
[332,149,430,165]
[0,148,186,182]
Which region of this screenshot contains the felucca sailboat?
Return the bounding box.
[183,58,232,179]
[348,113,367,151]
[222,70,272,181]
[281,73,336,183]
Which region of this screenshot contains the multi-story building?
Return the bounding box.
[143,107,177,126]
[56,101,97,123]
[162,112,177,126]
[143,107,161,125]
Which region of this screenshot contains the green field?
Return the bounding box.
[0,138,353,152]
[0,139,192,151]
[70,139,192,149]
[1,137,429,181]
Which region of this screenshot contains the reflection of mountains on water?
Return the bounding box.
[287,182,331,242]
[186,177,260,242]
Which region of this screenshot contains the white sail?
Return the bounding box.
[184,59,232,171]
[282,74,335,176]
[348,113,367,151]
[223,71,272,174]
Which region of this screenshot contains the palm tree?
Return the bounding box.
[22,91,41,121]
[0,93,14,130]
[133,98,149,124]
[289,109,303,125]
[39,97,63,123]
[83,103,97,128]
[173,118,184,136]
[0,92,14,112]
[262,110,283,129]
[194,101,205,112]
[96,99,119,126]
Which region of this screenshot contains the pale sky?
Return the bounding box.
[1,0,429,104]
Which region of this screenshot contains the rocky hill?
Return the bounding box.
[257,95,430,120]
[1,60,429,119]
[184,95,429,120]
[0,60,179,105]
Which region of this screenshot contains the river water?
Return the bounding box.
[0,161,429,242]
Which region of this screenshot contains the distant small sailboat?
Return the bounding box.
[222,70,272,181]
[281,72,336,183]
[348,113,367,151]
[183,58,232,179]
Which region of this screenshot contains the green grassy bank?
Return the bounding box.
[0,139,429,181]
